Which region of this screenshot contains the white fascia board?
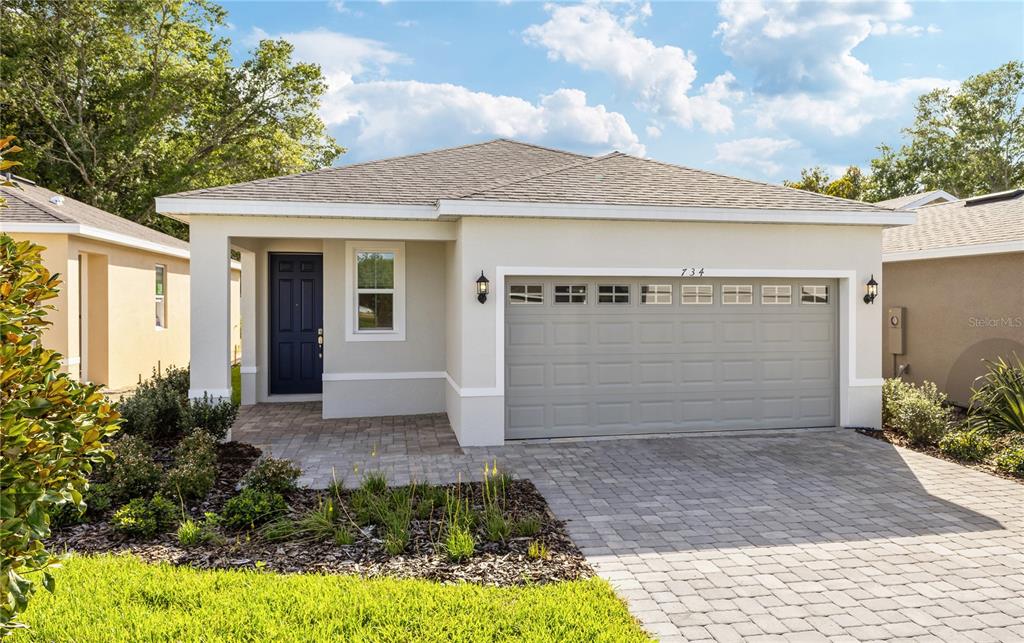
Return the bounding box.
[437,199,914,226]
[0,222,190,259]
[883,239,1024,262]
[155,197,439,220]
[899,190,958,210]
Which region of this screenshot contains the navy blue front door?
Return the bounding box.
[269,254,323,395]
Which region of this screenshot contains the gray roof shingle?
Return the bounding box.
[160,139,889,213]
[882,190,1024,254]
[1,181,188,251]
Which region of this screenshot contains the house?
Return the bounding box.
[0,178,242,391]
[882,188,1024,406]
[155,139,913,446]
[874,189,958,211]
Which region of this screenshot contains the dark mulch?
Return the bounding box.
[50,445,592,586]
[855,427,1023,485]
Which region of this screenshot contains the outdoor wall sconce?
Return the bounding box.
[863,274,878,304]
[476,271,490,304]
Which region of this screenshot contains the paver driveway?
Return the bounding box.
[234,405,1024,642]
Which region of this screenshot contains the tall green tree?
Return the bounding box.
[0,0,343,238]
[784,166,866,201]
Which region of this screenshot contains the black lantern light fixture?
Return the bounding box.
[863,274,878,304]
[476,271,490,304]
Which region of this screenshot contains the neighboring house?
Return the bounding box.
[156,139,913,446]
[874,189,958,211]
[0,178,242,391]
[882,188,1024,406]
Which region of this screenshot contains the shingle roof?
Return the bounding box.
[160,139,888,213]
[1,181,188,251]
[873,190,957,211]
[882,190,1024,254]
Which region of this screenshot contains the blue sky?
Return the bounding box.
[221,0,1022,182]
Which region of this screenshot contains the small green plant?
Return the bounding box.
[111,495,177,539]
[483,507,510,543]
[242,457,301,495]
[222,489,288,531]
[383,530,409,555]
[360,471,389,495]
[968,355,1024,436]
[107,435,163,501]
[938,428,994,462]
[882,378,952,445]
[527,540,550,560]
[994,446,1024,477]
[47,483,113,528]
[512,514,542,537]
[176,513,222,547]
[333,524,355,546]
[180,394,238,440]
[349,488,376,526]
[444,525,475,561]
[260,496,354,544]
[163,431,218,501]
[117,366,189,440]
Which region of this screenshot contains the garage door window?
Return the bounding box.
[641,284,672,304]
[761,285,792,305]
[554,284,587,304]
[681,284,713,304]
[598,284,630,304]
[801,285,829,304]
[723,285,753,304]
[509,284,543,304]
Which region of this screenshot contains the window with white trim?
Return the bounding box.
[554,284,587,304]
[355,251,396,330]
[761,285,792,305]
[509,284,543,304]
[800,285,830,304]
[155,264,166,328]
[722,284,753,304]
[597,284,629,304]
[641,284,672,304]
[681,284,713,305]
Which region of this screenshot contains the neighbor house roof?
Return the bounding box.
[1,179,189,257]
[882,188,1024,261]
[158,139,892,216]
[873,189,958,211]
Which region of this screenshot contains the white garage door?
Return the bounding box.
[505,277,838,439]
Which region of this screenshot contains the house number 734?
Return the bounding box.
[681,268,705,277]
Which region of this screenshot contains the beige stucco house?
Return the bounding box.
[1,179,241,391]
[156,139,914,446]
[882,188,1024,406]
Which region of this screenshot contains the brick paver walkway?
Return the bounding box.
[233,404,1024,642]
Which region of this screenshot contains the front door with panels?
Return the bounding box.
[269,254,324,395]
[505,277,838,439]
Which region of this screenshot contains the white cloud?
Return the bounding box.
[395,20,417,28]
[645,124,662,138]
[713,137,799,175]
[715,0,952,135]
[253,27,644,157]
[524,3,739,132]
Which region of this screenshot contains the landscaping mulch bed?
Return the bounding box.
[855,427,1023,485]
[50,444,592,587]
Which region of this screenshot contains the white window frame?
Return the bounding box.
[640,284,672,305]
[681,284,713,305]
[553,284,587,304]
[345,241,406,342]
[508,284,544,304]
[597,284,630,304]
[800,284,830,305]
[155,264,167,329]
[761,284,793,305]
[722,284,753,305]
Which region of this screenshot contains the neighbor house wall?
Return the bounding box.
[9,233,72,369]
[882,252,1024,406]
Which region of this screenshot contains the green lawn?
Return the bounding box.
[15,555,649,642]
[231,362,241,406]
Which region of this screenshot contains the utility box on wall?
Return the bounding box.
[888,307,905,355]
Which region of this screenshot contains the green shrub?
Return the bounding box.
[444,525,475,562]
[108,435,163,502]
[163,432,218,501]
[360,471,388,495]
[0,233,122,630]
[938,429,994,462]
[483,507,510,543]
[242,457,301,495]
[968,355,1024,436]
[512,514,542,538]
[47,483,113,529]
[112,496,177,539]
[994,446,1024,477]
[222,489,288,531]
[259,497,349,544]
[117,371,187,441]
[882,378,952,445]
[177,513,222,547]
[180,394,238,441]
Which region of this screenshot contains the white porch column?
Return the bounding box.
[239,248,257,405]
[188,220,232,401]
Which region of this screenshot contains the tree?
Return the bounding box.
[0,0,343,238]
[784,166,866,201]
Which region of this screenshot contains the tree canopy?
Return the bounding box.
[786,60,1023,203]
[0,0,343,238]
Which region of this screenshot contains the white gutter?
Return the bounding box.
[883,239,1024,262]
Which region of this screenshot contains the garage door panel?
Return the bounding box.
[506,277,837,438]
